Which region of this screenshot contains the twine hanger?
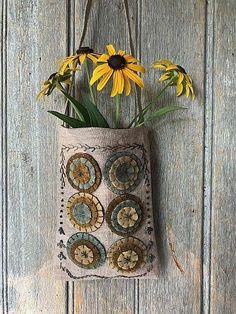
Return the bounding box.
[64,0,141,125]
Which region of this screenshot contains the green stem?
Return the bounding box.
[115,94,121,128]
[84,59,96,106]
[128,75,177,128]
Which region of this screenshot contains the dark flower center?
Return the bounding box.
[177,65,187,74]
[76,47,94,54]
[108,55,126,70]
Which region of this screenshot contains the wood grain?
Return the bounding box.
[210,0,236,313]
[73,1,139,313]
[138,0,205,313]
[2,1,68,313]
[1,1,8,313]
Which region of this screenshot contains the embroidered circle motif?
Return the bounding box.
[106,194,143,236]
[103,151,143,194]
[107,237,147,272]
[67,233,106,269]
[66,153,101,193]
[67,193,104,232]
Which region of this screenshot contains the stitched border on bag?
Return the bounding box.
[58,143,155,279]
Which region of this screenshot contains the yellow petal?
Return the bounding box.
[106,44,116,56]
[90,65,110,85]
[79,54,86,65]
[123,73,131,96]
[177,83,184,96]
[117,70,124,94]
[155,59,173,66]
[118,50,125,56]
[166,65,179,71]
[58,56,76,74]
[186,74,193,84]
[159,73,170,82]
[59,62,70,75]
[122,68,144,88]
[185,84,190,97]
[87,53,98,63]
[152,63,166,70]
[127,63,145,73]
[97,54,109,62]
[36,87,48,100]
[124,55,138,63]
[92,63,109,76]
[177,72,184,85]
[188,84,195,99]
[111,71,119,97]
[97,69,113,91]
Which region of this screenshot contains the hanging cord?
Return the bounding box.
[122,0,143,119]
[64,0,142,124]
[64,0,93,121]
[78,0,93,48]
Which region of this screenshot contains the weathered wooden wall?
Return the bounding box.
[0,0,235,313]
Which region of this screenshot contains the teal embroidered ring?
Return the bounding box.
[66,153,101,193]
[67,233,106,269]
[67,193,104,232]
[106,194,144,236]
[103,151,143,194]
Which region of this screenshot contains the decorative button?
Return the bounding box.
[107,237,147,272]
[106,194,143,236]
[66,153,101,193]
[67,233,106,269]
[67,193,104,232]
[103,151,143,194]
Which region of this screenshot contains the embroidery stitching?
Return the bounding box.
[67,232,106,269]
[59,142,155,278]
[67,192,104,232]
[106,194,144,236]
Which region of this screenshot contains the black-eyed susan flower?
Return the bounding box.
[37,70,72,100]
[152,59,195,99]
[59,47,100,75]
[90,44,145,97]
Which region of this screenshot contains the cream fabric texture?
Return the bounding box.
[56,126,158,280]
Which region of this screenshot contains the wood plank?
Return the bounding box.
[210,0,236,313]
[72,1,141,313]
[202,0,215,312]
[138,1,205,313]
[1,1,8,313]
[5,1,67,313]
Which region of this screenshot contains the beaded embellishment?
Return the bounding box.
[67,233,106,269]
[67,192,104,232]
[66,153,101,193]
[103,151,143,194]
[106,194,143,236]
[107,237,147,272]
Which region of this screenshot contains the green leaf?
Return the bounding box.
[61,90,90,124]
[80,91,109,128]
[48,111,87,128]
[135,106,187,127]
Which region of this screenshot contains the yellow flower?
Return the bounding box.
[90,44,145,97]
[59,47,100,75]
[37,70,72,100]
[153,59,195,99]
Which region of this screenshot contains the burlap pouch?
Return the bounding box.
[56,126,158,280]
